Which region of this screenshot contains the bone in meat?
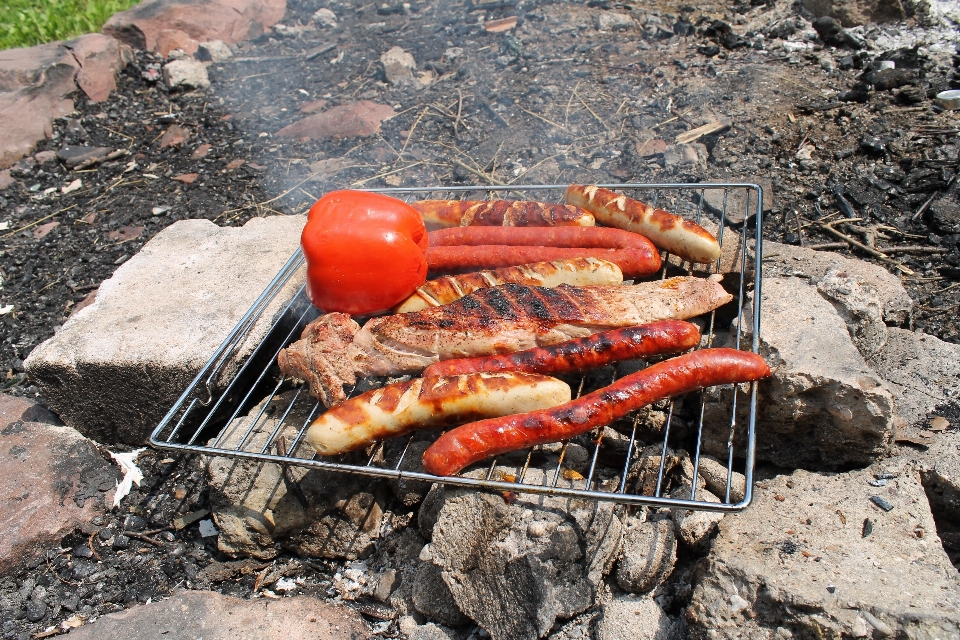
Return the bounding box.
[278,275,732,406]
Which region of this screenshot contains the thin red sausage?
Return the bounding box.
[422,321,701,378]
[426,246,661,278]
[425,227,662,278]
[428,226,653,248]
[422,348,771,477]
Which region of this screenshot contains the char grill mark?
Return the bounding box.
[467,283,592,322]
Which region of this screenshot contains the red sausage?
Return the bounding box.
[428,226,654,248]
[426,246,660,278]
[426,227,661,279]
[422,321,701,379]
[422,348,771,477]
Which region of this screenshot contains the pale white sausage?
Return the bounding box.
[307,372,571,455]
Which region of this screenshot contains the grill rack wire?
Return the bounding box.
[150,183,763,513]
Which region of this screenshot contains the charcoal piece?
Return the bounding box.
[697,44,720,57]
[871,495,894,512]
[719,31,748,50]
[866,68,918,91]
[896,85,926,104]
[812,17,862,50]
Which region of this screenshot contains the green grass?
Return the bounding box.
[0,0,141,50]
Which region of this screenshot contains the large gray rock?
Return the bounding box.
[428,468,623,640]
[920,429,960,530]
[816,265,888,358]
[596,596,676,640]
[25,215,305,444]
[206,390,386,560]
[0,394,115,572]
[704,277,894,470]
[686,464,960,639]
[63,590,369,640]
[760,240,913,326]
[867,327,960,427]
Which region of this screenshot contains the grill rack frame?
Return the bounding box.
[149,182,764,513]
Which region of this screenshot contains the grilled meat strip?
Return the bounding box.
[278,276,733,406]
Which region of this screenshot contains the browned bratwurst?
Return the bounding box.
[412,199,595,230]
[421,321,701,378]
[566,184,722,264]
[422,348,771,476]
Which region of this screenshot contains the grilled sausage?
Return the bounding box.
[422,321,701,378]
[425,226,662,278]
[307,371,571,455]
[412,200,595,230]
[565,184,722,264]
[393,258,623,313]
[422,348,771,476]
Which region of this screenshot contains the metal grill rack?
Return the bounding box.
[150,183,764,513]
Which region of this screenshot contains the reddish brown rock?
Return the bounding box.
[108,225,145,241]
[33,221,60,239]
[0,65,76,169]
[154,29,200,57]
[298,98,328,113]
[636,138,667,157]
[0,34,129,168]
[275,100,395,141]
[192,143,212,158]
[225,158,244,169]
[65,34,133,102]
[172,172,198,183]
[64,591,370,640]
[0,393,115,573]
[159,124,190,147]
[103,0,287,53]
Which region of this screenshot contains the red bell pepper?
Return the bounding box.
[302,190,428,315]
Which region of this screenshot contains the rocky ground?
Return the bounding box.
[1,0,960,638]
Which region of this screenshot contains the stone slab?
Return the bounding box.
[24,215,306,444]
[64,590,369,640]
[686,463,960,639]
[867,327,960,427]
[760,239,913,326]
[103,0,286,53]
[0,393,115,573]
[919,429,960,527]
[704,277,894,470]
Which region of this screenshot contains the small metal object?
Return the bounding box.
[868,478,887,487]
[871,495,894,512]
[150,183,765,514]
[935,90,960,110]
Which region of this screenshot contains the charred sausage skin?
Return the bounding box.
[421,321,701,378]
[422,348,771,476]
